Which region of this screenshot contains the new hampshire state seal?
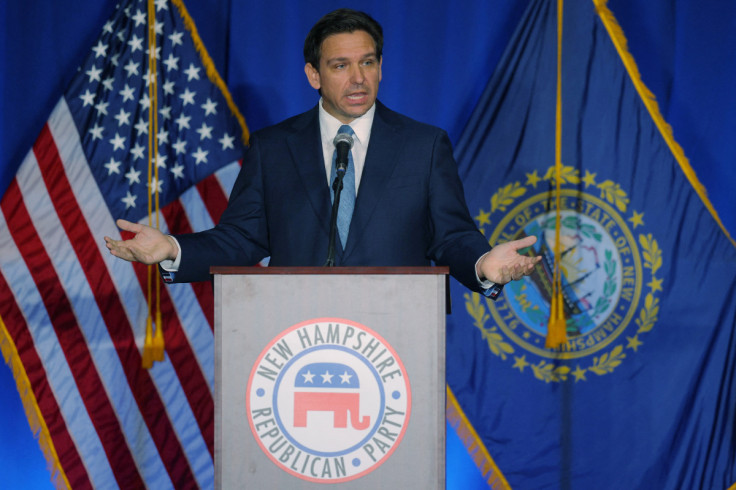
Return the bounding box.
[465,166,662,382]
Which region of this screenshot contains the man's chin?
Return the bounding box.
[323,98,375,122]
[342,101,374,118]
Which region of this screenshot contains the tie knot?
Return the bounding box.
[338,124,354,137]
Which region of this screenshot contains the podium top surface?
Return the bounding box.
[210,266,449,276]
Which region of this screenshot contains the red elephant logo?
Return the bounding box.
[292,362,370,430]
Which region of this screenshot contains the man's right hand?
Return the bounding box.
[104,219,179,265]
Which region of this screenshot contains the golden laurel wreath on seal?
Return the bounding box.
[465,165,662,383]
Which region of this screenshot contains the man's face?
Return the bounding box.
[304,30,382,124]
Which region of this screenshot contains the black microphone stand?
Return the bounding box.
[324,171,345,267]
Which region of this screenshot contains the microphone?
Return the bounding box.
[333,132,354,173]
[324,131,354,267]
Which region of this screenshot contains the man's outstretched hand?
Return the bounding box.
[104,219,178,265]
[477,235,542,285]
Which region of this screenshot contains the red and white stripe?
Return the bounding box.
[0,97,241,488]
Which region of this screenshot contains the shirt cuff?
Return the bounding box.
[159,236,181,283]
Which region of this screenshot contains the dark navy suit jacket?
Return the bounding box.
[172,101,491,292]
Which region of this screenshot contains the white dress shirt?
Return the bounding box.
[318,98,374,193]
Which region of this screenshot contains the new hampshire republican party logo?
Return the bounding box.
[466,166,663,383]
[246,318,411,483]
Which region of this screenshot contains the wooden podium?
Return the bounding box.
[212,267,448,489]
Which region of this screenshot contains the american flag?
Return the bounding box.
[0,0,246,487]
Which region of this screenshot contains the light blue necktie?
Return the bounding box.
[330,125,355,248]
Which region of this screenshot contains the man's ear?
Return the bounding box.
[304,63,321,90]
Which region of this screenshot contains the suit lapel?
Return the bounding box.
[344,102,403,255]
[285,107,333,236]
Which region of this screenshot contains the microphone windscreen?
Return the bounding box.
[333,132,354,148]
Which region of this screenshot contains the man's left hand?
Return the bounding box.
[477,235,542,285]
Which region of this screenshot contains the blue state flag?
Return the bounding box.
[446,0,736,488]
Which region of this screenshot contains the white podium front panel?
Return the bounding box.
[214,269,446,489]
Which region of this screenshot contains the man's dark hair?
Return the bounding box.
[303,8,383,69]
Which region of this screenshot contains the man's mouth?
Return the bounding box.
[346,92,368,102]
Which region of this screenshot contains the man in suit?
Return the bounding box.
[105,8,540,294]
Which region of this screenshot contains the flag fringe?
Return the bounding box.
[172,0,250,146]
[594,0,736,248]
[446,386,511,489]
[0,314,70,489]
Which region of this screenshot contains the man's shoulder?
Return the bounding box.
[374,101,446,137]
[248,101,448,142]
[373,101,448,148]
[252,105,319,140]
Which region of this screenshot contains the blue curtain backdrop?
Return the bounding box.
[1,0,734,487]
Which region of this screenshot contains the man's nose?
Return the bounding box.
[349,65,365,84]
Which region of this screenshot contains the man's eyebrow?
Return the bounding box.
[324,52,378,64]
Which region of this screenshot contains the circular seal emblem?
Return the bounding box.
[466,167,663,382]
[246,318,411,483]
